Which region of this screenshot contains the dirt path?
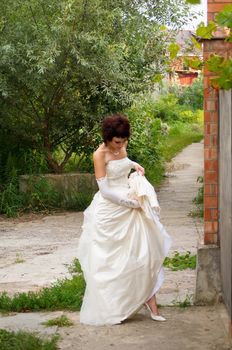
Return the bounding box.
[157,141,203,305]
[0,212,83,294]
[1,141,231,349]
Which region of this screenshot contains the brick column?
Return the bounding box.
[204,0,232,245]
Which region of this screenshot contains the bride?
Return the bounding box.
[77,114,171,326]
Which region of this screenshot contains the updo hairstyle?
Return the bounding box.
[102,114,130,144]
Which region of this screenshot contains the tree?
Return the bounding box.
[0,0,191,173]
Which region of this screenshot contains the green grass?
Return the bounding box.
[0,329,58,350]
[67,258,82,274]
[0,266,85,312]
[42,315,74,327]
[14,253,25,264]
[164,251,196,271]
[172,295,193,308]
[161,122,203,163]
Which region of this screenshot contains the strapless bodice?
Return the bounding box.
[106,157,132,187]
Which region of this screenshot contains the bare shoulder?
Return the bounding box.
[93,144,107,178]
[93,144,106,162]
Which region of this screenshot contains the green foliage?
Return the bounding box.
[0,141,48,186]
[24,177,60,212]
[193,5,232,89]
[215,5,232,32]
[0,173,95,216]
[67,258,83,275]
[168,43,180,59]
[184,57,203,70]
[150,93,202,122]
[126,92,203,185]
[186,0,200,4]
[64,154,94,173]
[42,315,74,327]
[59,188,94,211]
[0,173,24,217]
[0,329,58,350]
[126,97,164,184]
[164,251,196,271]
[173,295,193,308]
[196,21,217,39]
[151,94,180,122]
[0,0,191,174]
[206,55,232,90]
[170,76,203,110]
[14,253,25,264]
[0,87,203,217]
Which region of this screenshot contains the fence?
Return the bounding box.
[219,89,232,319]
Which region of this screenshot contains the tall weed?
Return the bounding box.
[0,169,24,217]
[24,176,60,212]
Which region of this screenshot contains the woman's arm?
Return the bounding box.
[123,142,145,175]
[131,161,145,175]
[93,150,106,179]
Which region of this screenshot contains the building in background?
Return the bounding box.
[169,30,203,86]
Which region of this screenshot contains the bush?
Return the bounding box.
[126,97,164,184]
[0,88,203,216]
[151,93,203,123]
[0,175,95,217]
[126,93,203,184]
[169,76,203,110]
[152,94,181,122]
[23,176,61,212]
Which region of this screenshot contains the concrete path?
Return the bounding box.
[0,141,231,349]
[157,141,204,306]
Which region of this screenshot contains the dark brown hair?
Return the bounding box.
[102,114,130,143]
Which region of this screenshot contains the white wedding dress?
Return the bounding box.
[77,157,171,325]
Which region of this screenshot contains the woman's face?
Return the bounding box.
[108,137,127,152]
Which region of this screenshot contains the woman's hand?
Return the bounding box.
[133,162,145,176]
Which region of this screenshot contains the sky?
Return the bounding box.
[185,0,207,30]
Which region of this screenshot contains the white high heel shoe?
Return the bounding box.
[145,303,166,322]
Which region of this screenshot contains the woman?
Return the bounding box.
[77,114,171,325]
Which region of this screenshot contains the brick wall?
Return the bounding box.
[208,0,232,21]
[204,1,232,244]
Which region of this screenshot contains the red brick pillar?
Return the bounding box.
[204,1,232,245]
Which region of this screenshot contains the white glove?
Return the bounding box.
[130,160,145,175]
[97,177,140,208]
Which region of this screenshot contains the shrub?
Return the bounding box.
[126,97,164,184]
[126,93,203,184]
[22,176,60,212]
[169,76,203,110]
